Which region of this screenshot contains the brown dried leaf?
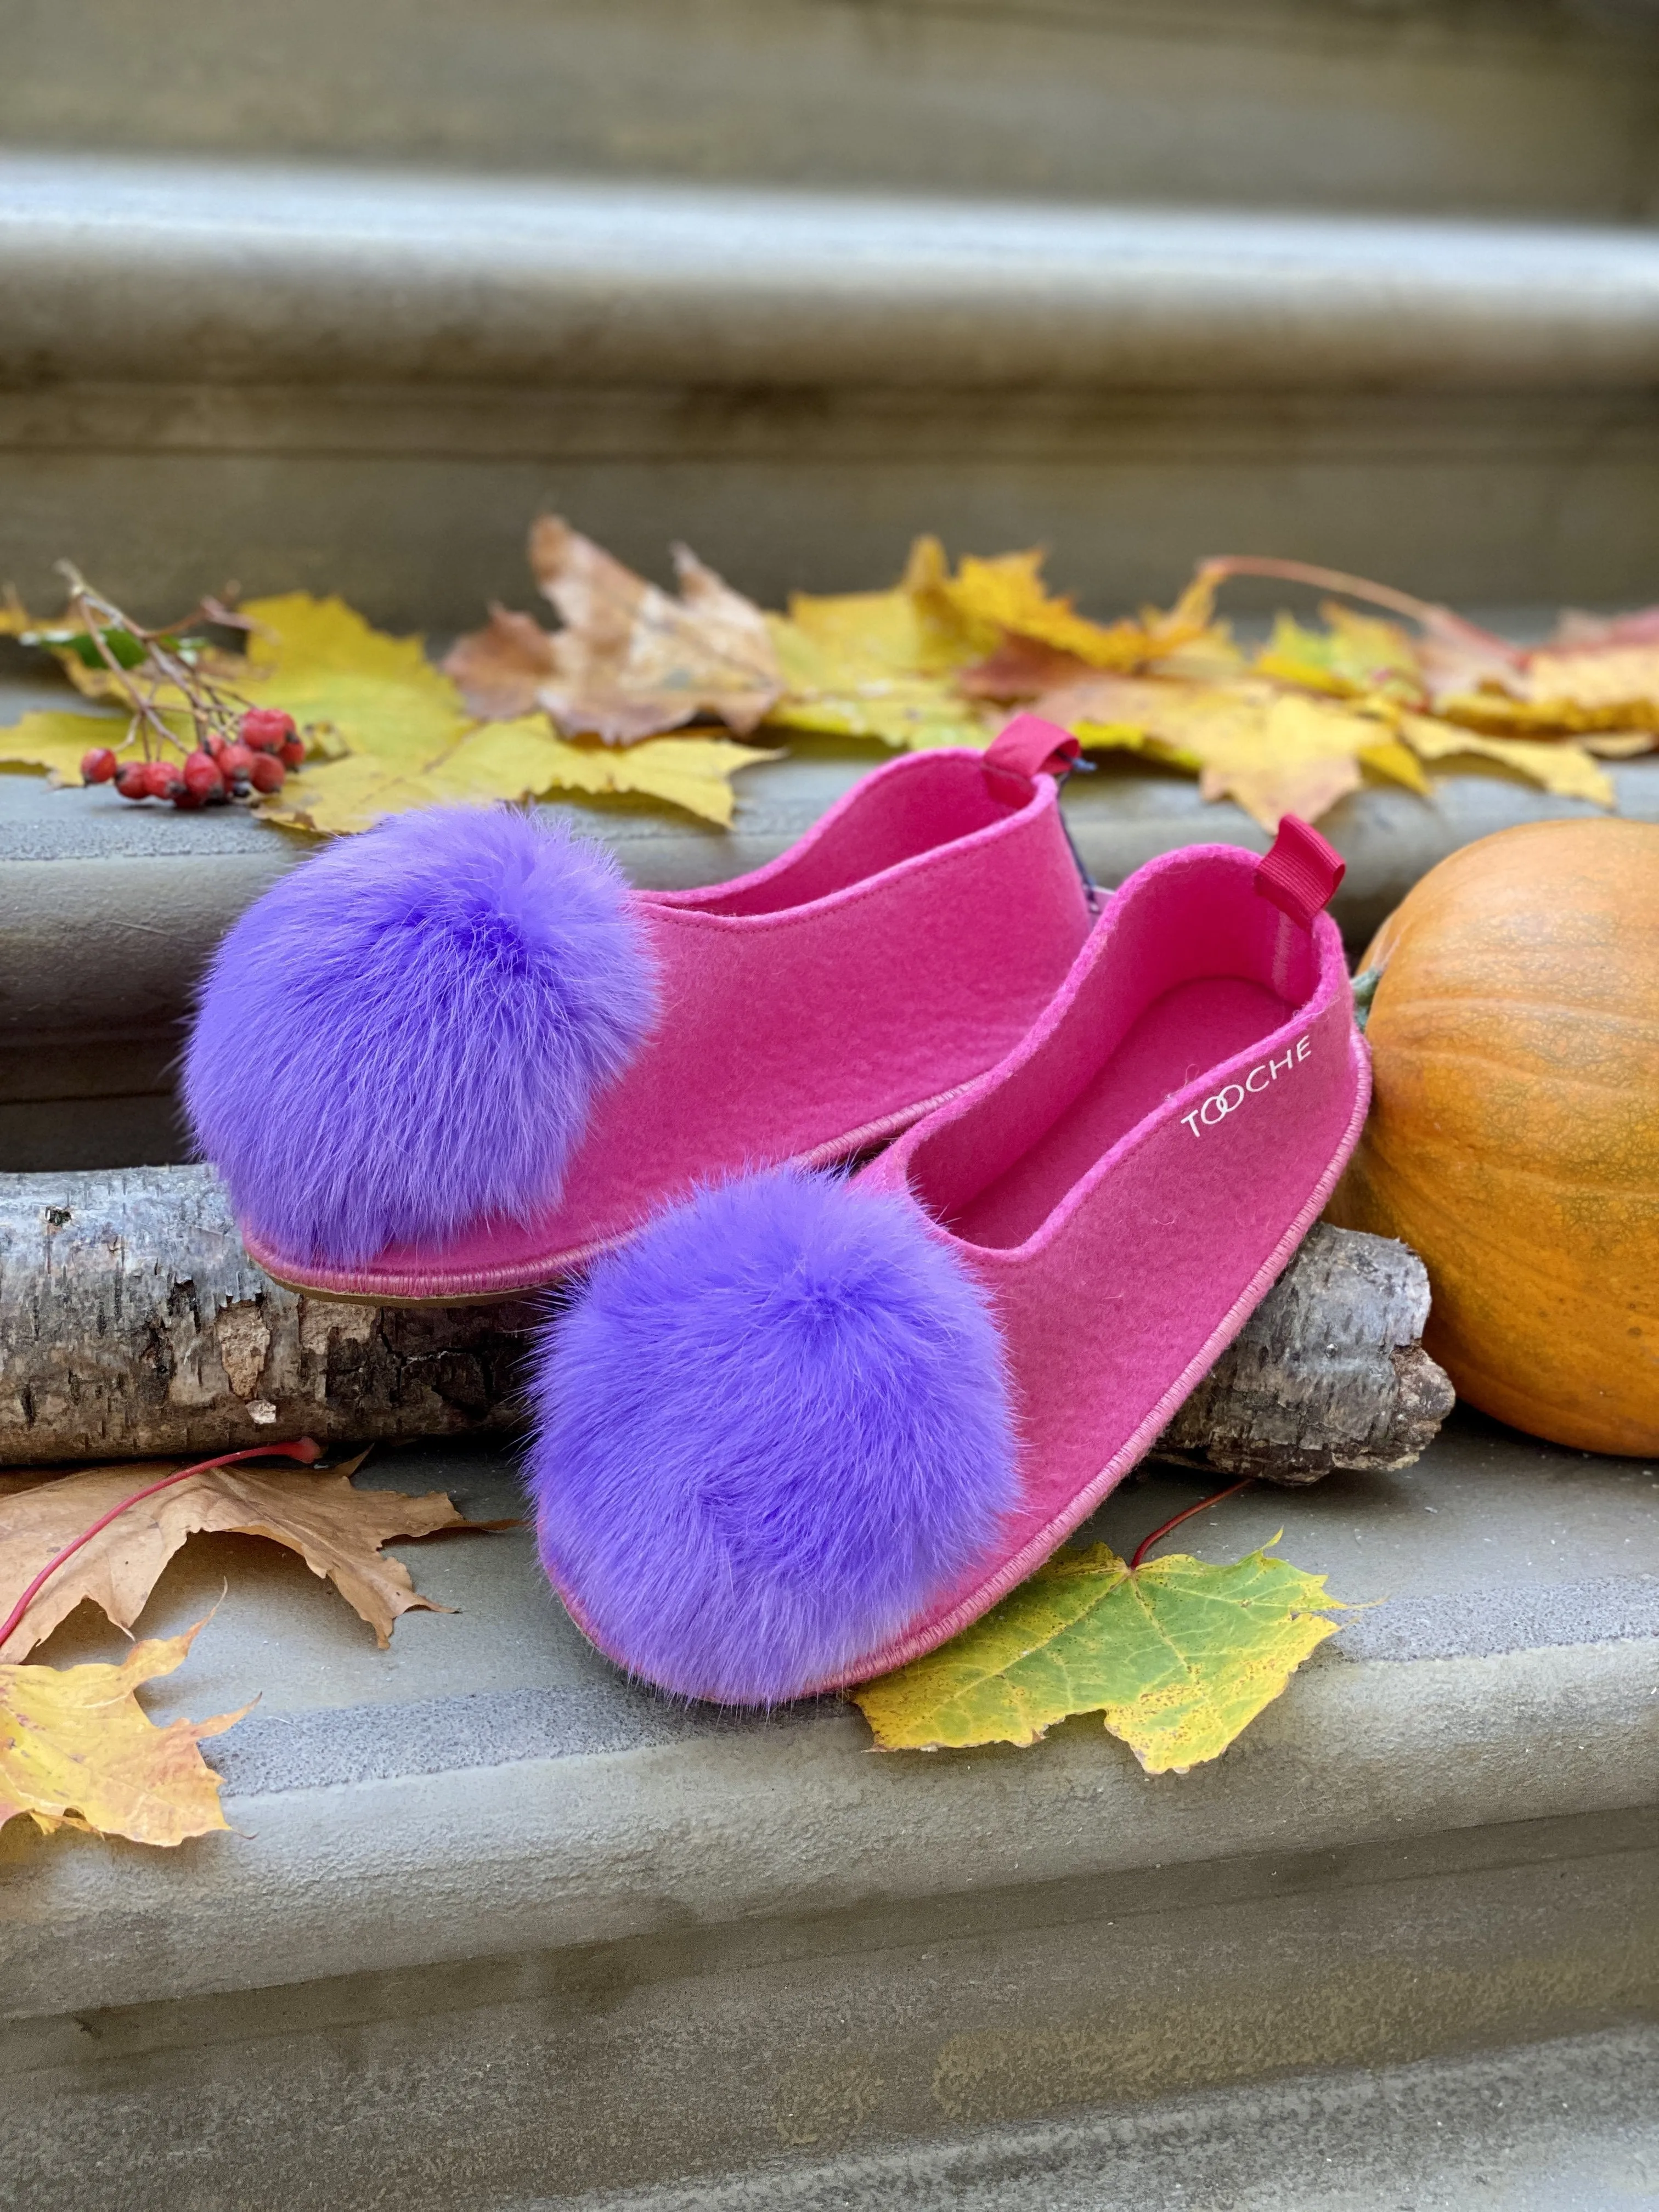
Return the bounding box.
[0,1458,472,1661]
[526,516,782,742]
[0,1619,241,1846]
[957,634,1099,700]
[442,605,558,720]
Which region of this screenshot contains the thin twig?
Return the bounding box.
[50,562,262,761]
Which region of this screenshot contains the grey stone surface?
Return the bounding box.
[3,1808,1654,2207]
[569,2027,1659,2211]
[5,0,1657,219]
[2,1409,1655,2023]
[9,380,1657,632]
[2,1414,1654,2205]
[8,157,1659,393]
[3,154,1659,628]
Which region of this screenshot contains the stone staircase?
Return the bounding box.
[2,0,1658,628]
[3,8,1658,2203]
[3,1418,1656,2208]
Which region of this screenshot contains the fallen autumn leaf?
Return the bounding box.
[447,517,783,743]
[0,1455,477,1661]
[0,1619,241,1845]
[851,1541,1345,1773]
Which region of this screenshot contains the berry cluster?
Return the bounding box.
[81,709,303,809]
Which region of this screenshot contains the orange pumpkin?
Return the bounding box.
[1328,817,1659,1455]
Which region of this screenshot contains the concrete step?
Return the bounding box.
[593,2028,1659,2209]
[6,664,1659,1170]
[3,1410,1655,2207]
[4,0,1656,221]
[2,152,1657,628]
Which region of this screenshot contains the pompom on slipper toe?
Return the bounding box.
[528,1166,1018,1707]
[184,805,657,1269]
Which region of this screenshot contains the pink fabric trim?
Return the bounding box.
[984,712,1081,783]
[1255,813,1346,929]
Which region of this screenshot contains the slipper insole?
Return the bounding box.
[949,975,1292,1250]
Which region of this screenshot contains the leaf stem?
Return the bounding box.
[1195,555,1520,659]
[0,1438,322,1658]
[1130,1476,1256,1572]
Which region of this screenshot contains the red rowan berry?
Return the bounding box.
[183,751,225,803]
[114,762,149,801]
[80,746,118,785]
[240,708,296,754]
[247,753,286,794]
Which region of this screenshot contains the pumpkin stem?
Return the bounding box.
[1351,967,1384,1031]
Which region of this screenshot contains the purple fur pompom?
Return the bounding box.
[528,1166,1018,1705]
[184,805,656,1265]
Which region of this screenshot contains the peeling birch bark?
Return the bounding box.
[1152,1221,1456,1485]
[0,1166,541,1466]
[0,1169,1452,1472]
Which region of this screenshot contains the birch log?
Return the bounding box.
[0,1167,1452,1473]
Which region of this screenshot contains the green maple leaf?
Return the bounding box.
[851,1541,1346,1774]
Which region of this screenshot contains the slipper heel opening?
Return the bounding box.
[908,849,1347,1252]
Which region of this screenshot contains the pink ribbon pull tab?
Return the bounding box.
[984,713,1082,785]
[1255,814,1346,928]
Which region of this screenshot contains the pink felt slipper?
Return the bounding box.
[188,718,1094,1302]
[527,814,1368,1704]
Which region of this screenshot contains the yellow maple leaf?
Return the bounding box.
[945,546,1218,672]
[264,716,776,833]
[1038,673,1419,828]
[776,537,988,692]
[1255,603,1425,704]
[767,538,1222,748]
[0,1620,242,1846]
[238,592,466,764]
[0,707,128,783]
[1580,730,1656,759]
[765,612,996,752]
[1394,711,1615,806]
[851,1542,1344,1773]
[518,726,782,827]
[1436,686,1659,740]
